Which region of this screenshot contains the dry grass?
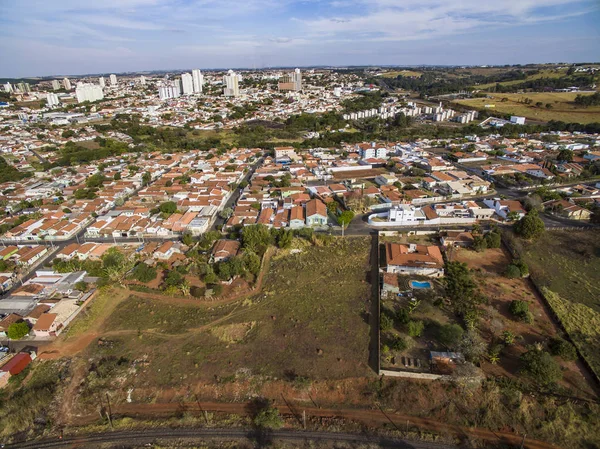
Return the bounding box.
[454,92,600,123]
[381,70,422,78]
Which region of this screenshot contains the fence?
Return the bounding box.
[379,369,448,380]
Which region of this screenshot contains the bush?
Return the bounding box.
[548,337,577,361]
[514,209,545,240]
[520,347,562,385]
[252,401,283,429]
[513,259,529,277]
[380,313,394,331]
[190,286,206,298]
[485,231,501,248]
[437,324,464,348]
[509,300,532,322]
[396,308,410,325]
[390,336,408,352]
[407,320,424,337]
[209,283,223,296]
[505,264,521,279]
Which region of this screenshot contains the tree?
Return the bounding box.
[380,313,393,331]
[142,171,151,186]
[337,210,355,227]
[7,322,30,340]
[75,281,88,292]
[444,262,478,314]
[485,230,501,248]
[472,235,487,252]
[218,207,233,219]
[407,320,424,337]
[514,209,545,240]
[241,224,273,256]
[159,201,177,214]
[520,347,562,385]
[243,251,261,276]
[437,324,464,348]
[86,172,106,188]
[390,336,408,352]
[458,330,487,363]
[113,172,121,181]
[182,232,194,246]
[276,230,293,249]
[557,149,574,162]
[131,262,157,283]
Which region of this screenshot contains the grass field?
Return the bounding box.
[68,238,373,407]
[381,70,422,78]
[506,230,600,378]
[474,69,568,90]
[454,92,600,123]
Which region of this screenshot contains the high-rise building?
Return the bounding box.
[293,68,302,91]
[181,73,194,95]
[75,83,104,103]
[63,78,72,90]
[140,75,146,86]
[4,82,13,93]
[192,69,203,93]
[223,70,239,97]
[16,82,31,93]
[110,74,117,86]
[99,77,106,88]
[278,68,302,92]
[46,93,60,107]
[158,81,181,100]
[51,80,61,90]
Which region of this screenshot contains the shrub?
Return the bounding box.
[210,283,223,296]
[396,308,410,325]
[505,264,521,279]
[407,320,424,337]
[252,401,283,429]
[548,337,577,361]
[520,347,562,385]
[190,286,205,298]
[509,300,532,322]
[485,231,501,248]
[390,336,408,352]
[131,262,157,283]
[513,259,529,277]
[380,313,394,331]
[514,209,545,240]
[502,330,516,345]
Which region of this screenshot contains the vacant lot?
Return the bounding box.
[474,69,568,90]
[507,230,600,378]
[454,92,600,123]
[381,70,422,78]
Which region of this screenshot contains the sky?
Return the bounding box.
[0,0,599,78]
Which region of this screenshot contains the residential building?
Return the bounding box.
[181,73,194,95]
[140,75,146,85]
[192,69,203,93]
[305,199,327,226]
[62,78,72,90]
[51,80,60,90]
[46,93,60,107]
[75,83,104,103]
[385,243,444,277]
[158,81,181,100]
[211,239,240,262]
[223,70,240,97]
[99,76,106,88]
[110,74,117,86]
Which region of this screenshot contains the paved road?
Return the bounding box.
[4,428,458,449]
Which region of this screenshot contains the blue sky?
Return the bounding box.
[0,0,599,77]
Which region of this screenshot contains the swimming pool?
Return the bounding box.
[410,280,432,289]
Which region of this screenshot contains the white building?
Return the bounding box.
[46,93,60,107]
[158,81,181,100]
[140,75,146,86]
[51,80,60,90]
[293,68,302,91]
[63,78,72,90]
[75,83,104,103]
[3,82,12,93]
[99,77,106,88]
[192,69,203,93]
[181,73,194,95]
[110,74,117,86]
[510,116,526,125]
[223,70,240,97]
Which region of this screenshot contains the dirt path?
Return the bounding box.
[73,401,557,449]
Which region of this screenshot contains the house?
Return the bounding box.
[382,272,401,294]
[385,243,444,277]
[305,199,328,227]
[374,173,397,186]
[288,206,305,229]
[483,199,526,220]
[545,200,592,220]
[440,231,474,247]
[0,353,33,388]
[153,241,182,261]
[32,313,58,337]
[211,239,240,263]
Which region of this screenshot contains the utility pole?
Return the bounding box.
[302,410,306,429]
[520,434,527,449]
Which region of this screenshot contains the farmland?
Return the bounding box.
[453,92,600,123]
[507,230,600,379]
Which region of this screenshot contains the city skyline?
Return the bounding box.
[1,0,599,78]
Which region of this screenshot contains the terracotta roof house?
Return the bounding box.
[385,243,444,277]
[305,199,328,227]
[211,239,241,263]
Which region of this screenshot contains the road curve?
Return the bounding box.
[6,428,457,449]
